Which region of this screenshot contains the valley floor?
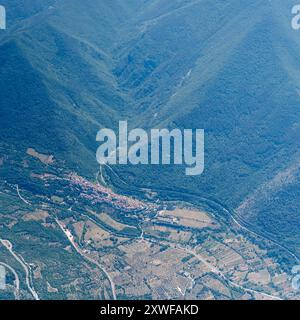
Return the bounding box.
[0,146,299,300]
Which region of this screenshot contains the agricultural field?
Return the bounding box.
[0,145,299,300]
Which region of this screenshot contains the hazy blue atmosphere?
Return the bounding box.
[0,0,300,300]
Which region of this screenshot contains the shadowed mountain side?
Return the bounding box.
[0,0,143,175]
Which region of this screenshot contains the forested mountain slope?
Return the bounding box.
[1,0,300,255]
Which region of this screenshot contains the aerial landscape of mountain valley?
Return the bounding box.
[1,0,300,301]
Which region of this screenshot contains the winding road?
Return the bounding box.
[0,239,39,300]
